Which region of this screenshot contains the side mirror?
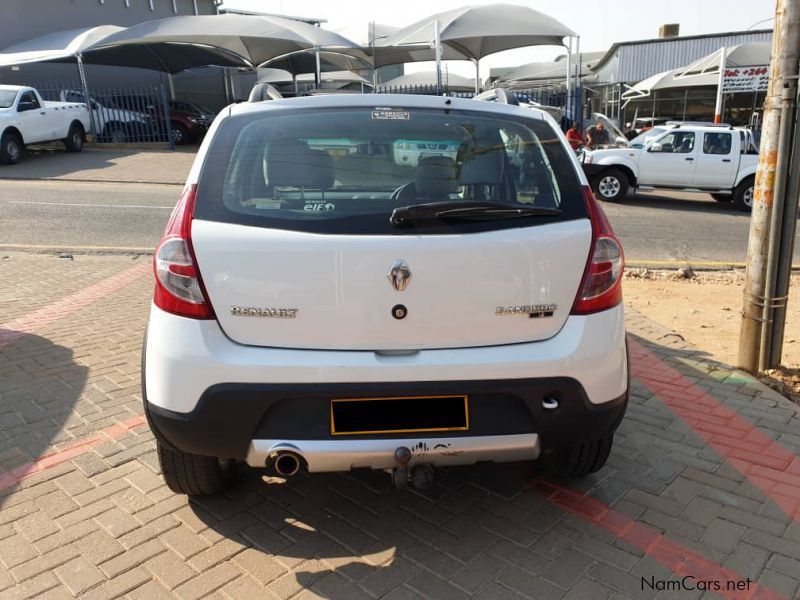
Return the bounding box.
[17,101,35,112]
[647,143,662,153]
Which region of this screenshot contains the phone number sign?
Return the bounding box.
[722,66,769,93]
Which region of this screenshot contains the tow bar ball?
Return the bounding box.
[391,446,435,490]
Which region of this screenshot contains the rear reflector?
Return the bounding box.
[153,184,214,319]
[571,186,624,315]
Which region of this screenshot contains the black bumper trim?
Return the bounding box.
[143,377,629,460]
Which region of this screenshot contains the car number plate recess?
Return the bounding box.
[330,395,469,436]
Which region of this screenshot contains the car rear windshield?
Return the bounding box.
[195,105,586,234]
[0,90,17,108]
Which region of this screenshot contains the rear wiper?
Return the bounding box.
[390,201,561,226]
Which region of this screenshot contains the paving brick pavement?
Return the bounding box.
[1,252,799,599]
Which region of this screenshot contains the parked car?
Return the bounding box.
[0,85,89,164]
[142,93,629,494]
[59,90,153,143]
[140,99,216,145]
[582,123,759,211]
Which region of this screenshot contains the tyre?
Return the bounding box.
[171,122,189,146]
[64,122,85,152]
[733,176,755,212]
[104,124,127,144]
[542,436,613,477]
[0,130,23,165]
[591,168,629,202]
[156,440,232,495]
[710,193,732,203]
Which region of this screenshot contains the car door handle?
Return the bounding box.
[39,111,46,115]
[685,157,694,161]
[722,159,732,162]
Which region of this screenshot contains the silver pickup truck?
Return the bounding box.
[0,85,90,164]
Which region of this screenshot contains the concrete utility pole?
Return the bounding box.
[739,0,800,373]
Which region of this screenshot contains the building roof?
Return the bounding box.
[590,29,772,85]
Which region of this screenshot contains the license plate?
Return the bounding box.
[330,395,469,436]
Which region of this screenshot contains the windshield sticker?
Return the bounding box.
[303,202,335,212]
[372,108,410,121]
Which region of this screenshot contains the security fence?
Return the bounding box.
[37,82,175,146]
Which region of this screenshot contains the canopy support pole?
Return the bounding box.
[714,46,727,123]
[564,37,572,127]
[474,59,480,94]
[575,35,581,127]
[434,20,442,95]
[314,46,321,90]
[76,53,96,138]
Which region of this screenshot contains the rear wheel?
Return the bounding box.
[156,440,232,495]
[591,168,629,202]
[733,176,755,212]
[542,436,613,477]
[104,124,128,144]
[171,122,189,146]
[64,122,84,152]
[711,193,732,203]
[0,130,23,165]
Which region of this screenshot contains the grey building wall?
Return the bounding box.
[593,30,772,84]
[0,0,232,109]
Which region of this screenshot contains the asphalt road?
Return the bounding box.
[1,178,798,265]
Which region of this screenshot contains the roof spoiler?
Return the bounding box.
[248,83,284,103]
[473,88,519,106]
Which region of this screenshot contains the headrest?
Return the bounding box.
[267,140,333,189]
[414,156,457,198]
[458,148,504,185]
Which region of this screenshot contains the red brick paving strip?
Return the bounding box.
[532,479,788,600]
[629,338,800,522]
[0,260,150,348]
[0,414,148,492]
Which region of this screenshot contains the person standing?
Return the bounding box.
[586,122,610,148]
[566,123,584,150]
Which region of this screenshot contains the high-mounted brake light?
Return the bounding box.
[571,186,624,315]
[153,184,215,319]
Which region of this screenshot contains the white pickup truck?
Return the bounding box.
[581,124,759,211]
[0,85,90,165]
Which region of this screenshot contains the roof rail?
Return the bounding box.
[666,120,733,128]
[474,88,519,106]
[248,83,284,103]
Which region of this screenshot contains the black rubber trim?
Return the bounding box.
[143,371,629,460]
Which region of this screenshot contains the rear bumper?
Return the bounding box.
[144,376,628,466]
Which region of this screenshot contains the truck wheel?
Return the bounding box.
[733,176,755,212]
[591,169,629,202]
[710,193,732,203]
[171,123,189,145]
[0,130,23,165]
[542,436,613,477]
[156,440,233,495]
[64,123,85,152]
[104,125,127,144]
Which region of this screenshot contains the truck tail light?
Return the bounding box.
[571,186,624,315]
[153,184,214,319]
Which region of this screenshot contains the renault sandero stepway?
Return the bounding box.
[142,92,628,494]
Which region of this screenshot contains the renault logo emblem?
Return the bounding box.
[387,259,412,291]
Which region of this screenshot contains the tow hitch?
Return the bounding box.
[391,446,434,490]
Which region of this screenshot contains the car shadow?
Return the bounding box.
[603,189,744,216]
[0,332,88,508]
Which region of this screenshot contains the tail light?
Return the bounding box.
[153,184,214,319]
[571,186,624,315]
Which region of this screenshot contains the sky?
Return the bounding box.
[221,0,775,77]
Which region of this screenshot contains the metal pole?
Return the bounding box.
[160,84,175,151]
[575,35,582,128]
[769,84,800,366]
[314,46,321,90]
[714,46,727,123]
[76,53,96,138]
[167,73,176,100]
[474,59,480,94]
[739,0,800,373]
[565,38,572,125]
[434,20,442,95]
[682,88,688,121]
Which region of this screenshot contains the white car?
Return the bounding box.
[0,85,90,164]
[59,90,152,143]
[582,123,759,211]
[142,93,629,494]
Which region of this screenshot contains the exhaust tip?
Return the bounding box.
[273,452,302,477]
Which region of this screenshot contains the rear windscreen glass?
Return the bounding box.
[195,106,586,234]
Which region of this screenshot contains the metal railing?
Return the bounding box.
[37,82,174,147]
